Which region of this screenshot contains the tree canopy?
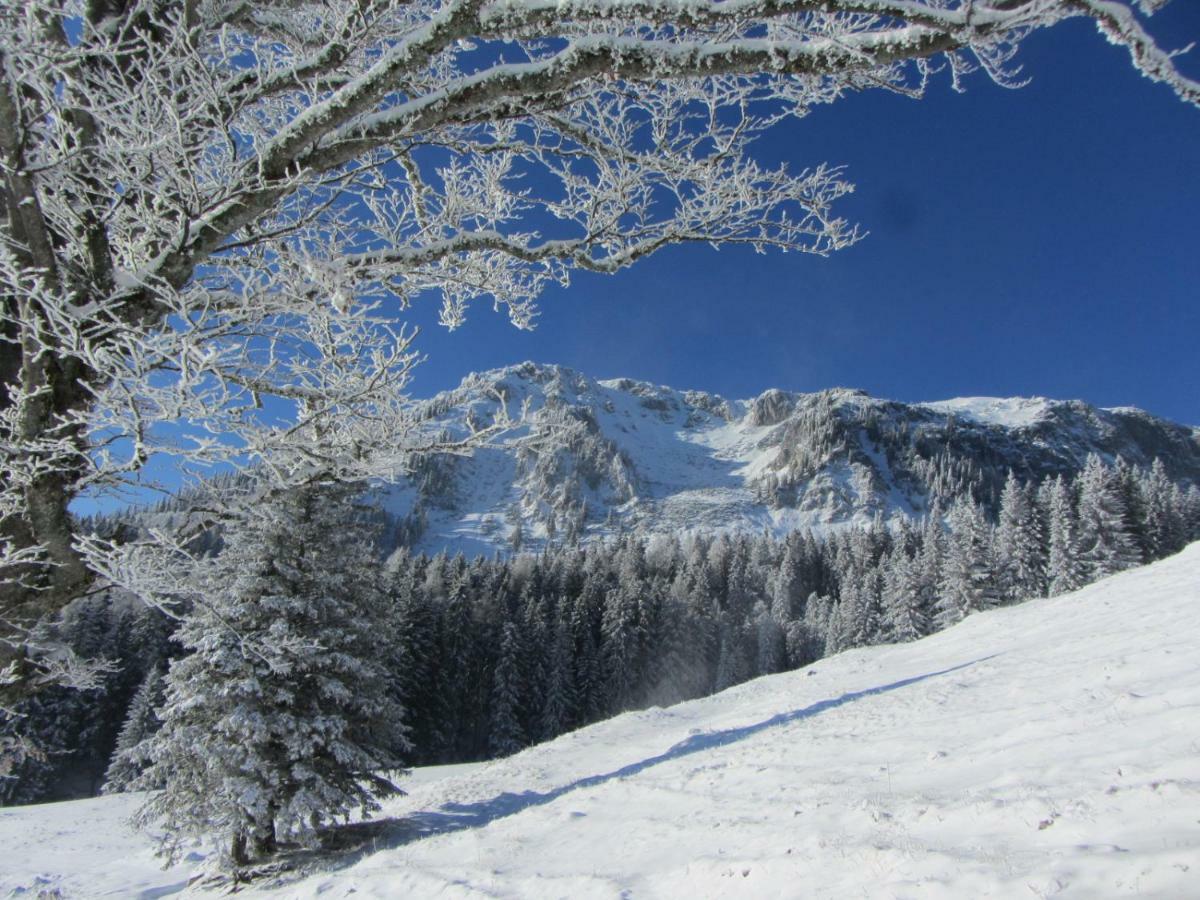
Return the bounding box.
[2,0,1197,704]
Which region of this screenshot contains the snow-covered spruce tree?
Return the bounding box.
[601,583,642,712]
[935,499,999,629]
[880,549,930,643]
[714,619,751,693]
[996,472,1045,603]
[754,600,787,676]
[1041,475,1085,597]
[1075,454,1141,581]
[102,665,166,794]
[129,485,409,868]
[1140,459,1187,559]
[4,0,1200,707]
[489,622,527,758]
[539,618,578,742]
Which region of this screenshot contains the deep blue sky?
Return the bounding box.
[404,11,1200,426]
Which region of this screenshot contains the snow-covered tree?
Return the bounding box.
[128,486,408,868]
[4,0,1199,705]
[829,566,881,652]
[601,584,641,711]
[996,472,1044,602]
[714,619,751,692]
[1076,455,1141,580]
[102,665,165,794]
[753,601,787,676]
[881,550,929,643]
[1040,475,1082,597]
[936,499,998,628]
[1140,459,1187,559]
[539,618,578,741]
[489,622,526,757]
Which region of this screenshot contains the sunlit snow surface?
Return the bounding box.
[4,548,1199,898]
[918,396,1054,428]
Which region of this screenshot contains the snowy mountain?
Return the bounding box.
[4,543,1198,897]
[382,362,1200,555]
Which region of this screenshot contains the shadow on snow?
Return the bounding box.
[315,654,994,873]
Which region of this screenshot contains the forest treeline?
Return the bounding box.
[3,454,1197,807]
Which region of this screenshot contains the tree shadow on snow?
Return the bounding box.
[314,655,995,874]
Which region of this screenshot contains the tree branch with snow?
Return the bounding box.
[0,0,1196,706]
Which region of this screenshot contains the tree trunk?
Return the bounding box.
[0,332,95,702]
[230,829,250,868]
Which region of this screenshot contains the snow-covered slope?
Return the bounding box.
[382,362,1200,556]
[5,545,1199,898]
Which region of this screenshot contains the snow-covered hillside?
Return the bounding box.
[4,545,1199,898]
[383,362,1200,556]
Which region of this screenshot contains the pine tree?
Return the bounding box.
[1076,455,1141,580]
[753,601,786,676]
[831,565,881,652]
[102,666,166,793]
[437,570,478,760]
[634,578,667,702]
[518,582,552,739]
[130,486,409,868]
[569,575,606,724]
[1140,459,1186,559]
[489,622,526,757]
[936,500,998,628]
[1043,475,1085,596]
[880,550,929,643]
[795,591,833,665]
[381,554,446,765]
[655,594,711,704]
[539,618,578,741]
[996,472,1044,602]
[713,617,749,691]
[1184,486,1200,543]
[1113,457,1150,563]
[600,584,640,712]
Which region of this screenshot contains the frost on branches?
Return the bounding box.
[1,0,1198,700]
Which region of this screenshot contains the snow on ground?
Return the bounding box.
[4,548,1199,898]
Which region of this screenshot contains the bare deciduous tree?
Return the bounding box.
[1,0,1196,702]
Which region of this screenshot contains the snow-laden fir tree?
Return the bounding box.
[518,583,552,738]
[654,592,709,705]
[713,617,751,693]
[489,622,526,758]
[881,550,930,643]
[635,580,667,699]
[436,569,478,761]
[539,619,577,742]
[996,472,1045,602]
[129,485,409,868]
[102,665,165,794]
[1140,459,1187,560]
[936,500,999,628]
[829,566,881,653]
[601,584,642,711]
[1041,475,1085,597]
[1075,455,1141,581]
[754,600,787,676]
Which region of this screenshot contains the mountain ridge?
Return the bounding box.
[383,362,1200,556]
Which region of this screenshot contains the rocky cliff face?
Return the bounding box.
[379,362,1200,555]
